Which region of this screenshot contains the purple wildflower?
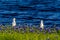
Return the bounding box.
[29,29,34,32]
[48,29,51,33]
[39,28,43,32]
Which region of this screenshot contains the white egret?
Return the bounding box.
[40,20,44,29]
[12,18,16,27]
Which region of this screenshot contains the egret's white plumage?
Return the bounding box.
[40,20,44,29]
[12,18,16,27]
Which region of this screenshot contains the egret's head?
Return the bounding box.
[13,18,16,21]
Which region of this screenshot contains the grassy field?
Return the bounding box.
[0,26,60,40]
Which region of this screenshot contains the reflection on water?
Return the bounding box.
[0,0,60,27]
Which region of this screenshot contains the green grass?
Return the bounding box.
[0,26,60,40]
[0,30,59,40]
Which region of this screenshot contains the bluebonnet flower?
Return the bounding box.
[0,24,2,27]
[29,29,34,32]
[13,26,19,31]
[18,27,20,32]
[39,28,43,32]
[14,26,18,29]
[43,28,47,34]
[56,27,60,30]
[46,27,52,33]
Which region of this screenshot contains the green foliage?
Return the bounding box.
[0,26,59,40]
[0,32,59,40]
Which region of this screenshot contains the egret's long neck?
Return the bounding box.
[13,20,15,22]
[41,20,43,26]
[40,20,44,29]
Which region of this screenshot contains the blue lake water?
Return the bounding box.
[0,0,60,27]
